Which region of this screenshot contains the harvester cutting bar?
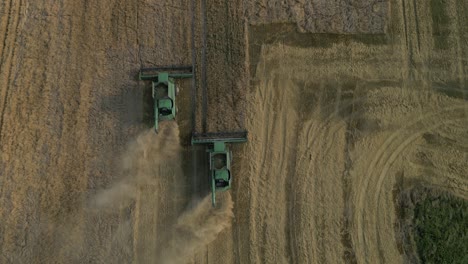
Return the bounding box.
[139,65,193,80]
[191,131,248,144]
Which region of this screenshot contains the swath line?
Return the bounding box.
[0,0,22,144]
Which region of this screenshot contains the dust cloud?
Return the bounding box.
[90,122,182,211]
[87,121,234,263]
[157,193,234,264]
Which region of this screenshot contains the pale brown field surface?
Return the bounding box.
[1,0,467,264]
[245,0,389,33]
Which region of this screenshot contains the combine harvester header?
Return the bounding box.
[192,131,248,207]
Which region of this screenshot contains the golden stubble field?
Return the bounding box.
[1,0,467,263]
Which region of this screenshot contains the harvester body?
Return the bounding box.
[209,142,232,191]
[139,66,193,132]
[192,131,248,207]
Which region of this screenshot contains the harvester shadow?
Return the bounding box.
[97,81,154,132]
[181,145,211,201]
[141,82,154,129]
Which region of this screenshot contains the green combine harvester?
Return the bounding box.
[139,66,193,132]
[192,131,248,207]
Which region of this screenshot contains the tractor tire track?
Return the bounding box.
[354,104,467,263]
[412,0,421,52]
[371,119,456,262]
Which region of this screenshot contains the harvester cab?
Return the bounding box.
[191,131,248,207]
[139,66,193,132]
